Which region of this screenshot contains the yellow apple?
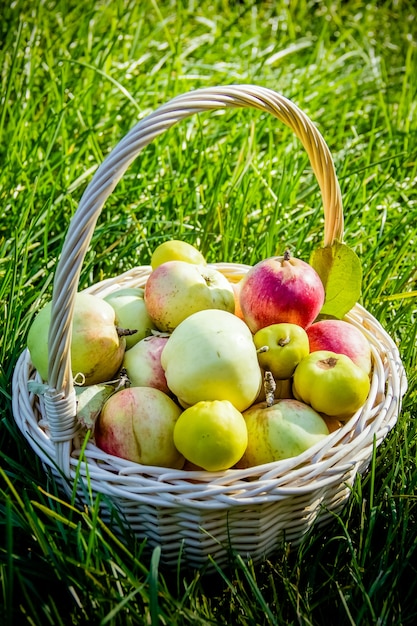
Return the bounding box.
[173,400,248,471]
[293,350,371,418]
[151,239,206,269]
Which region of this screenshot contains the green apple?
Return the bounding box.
[293,350,371,418]
[144,260,235,332]
[253,323,310,379]
[27,292,126,385]
[151,239,206,269]
[95,386,185,469]
[104,287,156,349]
[237,398,329,467]
[161,309,262,412]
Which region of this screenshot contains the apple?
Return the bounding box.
[173,400,248,471]
[293,350,371,419]
[104,287,156,349]
[231,280,245,320]
[239,251,325,333]
[237,399,329,467]
[322,414,343,433]
[182,460,205,471]
[151,239,206,269]
[95,386,185,468]
[122,334,169,394]
[253,323,310,379]
[161,309,262,412]
[306,319,372,375]
[27,292,126,385]
[144,260,235,332]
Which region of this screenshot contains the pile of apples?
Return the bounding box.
[27,240,372,472]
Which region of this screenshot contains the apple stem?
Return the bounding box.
[284,249,291,261]
[264,371,276,407]
[90,368,131,390]
[114,367,131,391]
[116,326,138,337]
[73,372,86,386]
[319,356,338,369]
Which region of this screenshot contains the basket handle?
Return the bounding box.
[43,85,344,471]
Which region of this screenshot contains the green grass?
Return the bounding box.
[1,0,417,623]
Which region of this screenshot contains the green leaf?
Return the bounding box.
[310,241,362,319]
[27,381,49,395]
[74,369,131,429]
[75,384,115,430]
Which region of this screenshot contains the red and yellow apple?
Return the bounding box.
[306,319,372,375]
[27,292,125,385]
[239,252,325,333]
[144,260,235,332]
[95,386,184,468]
[231,279,245,320]
[122,334,169,394]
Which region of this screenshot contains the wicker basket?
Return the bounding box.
[12,85,407,569]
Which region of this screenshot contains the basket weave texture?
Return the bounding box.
[12,85,407,569]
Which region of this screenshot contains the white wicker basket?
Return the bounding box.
[12,85,407,569]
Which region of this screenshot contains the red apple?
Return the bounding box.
[239,252,325,333]
[306,319,372,375]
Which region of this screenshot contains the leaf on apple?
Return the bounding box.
[75,367,132,429]
[75,384,115,430]
[28,380,114,430]
[310,241,362,319]
[27,381,49,395]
